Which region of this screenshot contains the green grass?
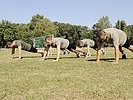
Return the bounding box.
[0,48,133,100]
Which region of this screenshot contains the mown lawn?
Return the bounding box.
[0,48,133,100]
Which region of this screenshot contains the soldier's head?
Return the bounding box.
[76,40,84,47]
[45,36,52,45]
[6,41,14,48]
[97,30,108,42]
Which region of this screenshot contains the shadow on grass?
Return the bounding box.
[88,58,114,62]
[14,56,42,59]
[14,56,132,62]
[13,55,77,60]
[46,56,78,60]
[88,58,132,62]
[60,56,79,59]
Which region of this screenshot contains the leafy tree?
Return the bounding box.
[0,20,17,41]
[29,14,58,37]
[54,22,91,44]
[115,20,127,32]
[93,16,112,30]
[127,25,133,38]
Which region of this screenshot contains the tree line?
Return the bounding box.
[0,14,133,48]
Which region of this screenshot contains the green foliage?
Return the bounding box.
[93,16,112,30]
[54,22,91,44]
[1,15,133,48]
[115,20,127,32]
[115,20,133,40]
[0,14,58,44]
[127,25,133,38]
[0,20,16,41]
[29,14,58,37]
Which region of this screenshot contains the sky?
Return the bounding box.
[0,0,133,28]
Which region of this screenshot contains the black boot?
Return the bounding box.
[76,53,80,58]
[122,54,127,59]
[83,52,87,57]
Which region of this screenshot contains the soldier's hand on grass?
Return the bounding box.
[92,61,100,64]
[85,55,90,59]
[41,58,46,61]
[111,62,119,64]
[19,57,22,59]
[53,59,59,62]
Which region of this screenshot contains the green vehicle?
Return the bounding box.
[32,36,45,48]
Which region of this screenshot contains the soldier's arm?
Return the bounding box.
[87,45,91,57]
[11,41,16,59]
[11,47,15,59]
[42,46,50,61]
[96,48,101,62]
[96,41,104,63]
[54,45,60,61]
[18,45,22,59]
[114,45,119,64]
[113,36,120,64]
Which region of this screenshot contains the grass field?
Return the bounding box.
[0,48,133,100]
